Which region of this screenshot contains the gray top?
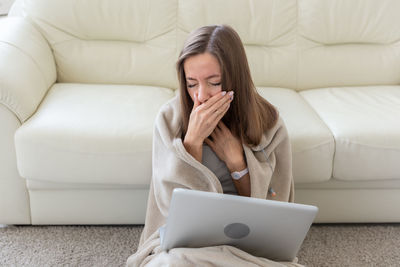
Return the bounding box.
[202,143,238,195]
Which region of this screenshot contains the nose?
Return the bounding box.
[197,83,211,103]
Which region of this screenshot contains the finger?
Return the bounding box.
[209,101,230,127]
[218,101,231,119]
[214,122,223,135]
[210,129,217,140]
[204,137,214,149]
[212,128,223,143]
[216,121,226,132]
[200,91,228,111]
[218,121,228,131]
[192,92,200,110]
[218,121,234,140]
[217,121,230,135]
[202,91,232,119]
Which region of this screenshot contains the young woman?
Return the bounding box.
[127,25,299,267]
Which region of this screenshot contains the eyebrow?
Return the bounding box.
[186,74,221,80]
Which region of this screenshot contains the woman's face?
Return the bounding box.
[183,52,222,104]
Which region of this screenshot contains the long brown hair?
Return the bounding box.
[177,25,278,147]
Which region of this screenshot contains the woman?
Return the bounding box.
[127,25,300,267]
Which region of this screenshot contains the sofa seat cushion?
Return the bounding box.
[301,86,400,181]
[15,83,174,185]
[257,87,335,183]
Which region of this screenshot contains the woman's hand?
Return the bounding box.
[184,91,233,147]
[204,121,246,172]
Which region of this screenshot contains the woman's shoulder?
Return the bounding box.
[158,95,180,114]
[251,115,289,152]
[155,95,180,122]
[154,95,182,136]
[273,116,287,134]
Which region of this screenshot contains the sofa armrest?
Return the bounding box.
[0,17,56,122]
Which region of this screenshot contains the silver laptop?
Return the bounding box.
[160,188,318,262]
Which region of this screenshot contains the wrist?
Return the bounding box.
[183,134,203,148]
[183,135,203,163]
[227,159,247,173]
[231,167,249,180]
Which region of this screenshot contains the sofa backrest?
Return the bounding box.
[22,0,400,91]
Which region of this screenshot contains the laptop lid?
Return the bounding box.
[160,188,318,262]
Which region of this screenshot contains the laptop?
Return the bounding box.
[160,188,318,262]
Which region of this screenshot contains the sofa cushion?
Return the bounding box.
[258,87,334,183]
[15,83,174,185]
[24,0,178,89]
[297,0,400,90]
[301,86,400,181]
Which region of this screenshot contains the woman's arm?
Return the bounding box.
[183,138,202,162]
[233,173,250,197]
[226,160,251,197]
[204,121,251,197]
[183,92,232,162]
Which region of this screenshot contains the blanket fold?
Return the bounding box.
[127,96,300,267]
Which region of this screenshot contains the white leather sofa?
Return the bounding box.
[1,0,400,225]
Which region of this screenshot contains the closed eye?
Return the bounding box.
[186,82,220,88]
[211,82,221,86]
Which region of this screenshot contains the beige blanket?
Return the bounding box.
[126,96,302,267]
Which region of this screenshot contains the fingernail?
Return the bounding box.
[228,91,234,96]
[221,91,227,96]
